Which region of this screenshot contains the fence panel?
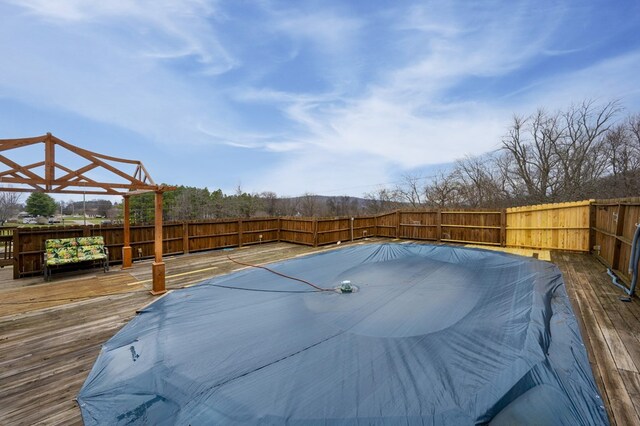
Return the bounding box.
[240,218,280,246]
[353,216,377,240]
[279,218,315,246]
[592,197,640,282]
[317,218,350,245]
[506,201,591,251]
[187,220,239,253]
[399,211,439,240]
[441,211,502,245]
[376,212,397,238]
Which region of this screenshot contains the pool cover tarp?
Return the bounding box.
[78,244,608,425]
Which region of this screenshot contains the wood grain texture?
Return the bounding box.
[554,252,640,425]
[0,241,632,425]
[507,200,592,251]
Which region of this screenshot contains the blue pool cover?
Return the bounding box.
[78,244,609,425]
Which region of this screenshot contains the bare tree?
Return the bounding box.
[501,111,561,203]
[599,113,640,197]
[554,100,621,199]
[603,124,635,195]
[629,113,640,147]
[501,100,622,203]
[395,174,427,208]
[363,187,399,214]
[300,193,320,217]
[424,172,461,208]
[276,197,301,216]
[326,196,360,217]
[0,191,22,225]
[451,154,508,208]
[260,192,279,216]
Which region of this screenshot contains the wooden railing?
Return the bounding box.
[0,226,15,268]
[12,218,280,278]
[10,197,640,278]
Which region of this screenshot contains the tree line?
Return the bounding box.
[128,187,367,223]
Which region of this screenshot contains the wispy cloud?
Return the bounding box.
[0,0,639,196]
[9,0,236,72]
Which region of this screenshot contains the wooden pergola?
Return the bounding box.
[0,133,175,294]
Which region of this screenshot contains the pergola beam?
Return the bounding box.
[0,136,45,151]
[45,133,54,190]
[0,161,45,178]
[55,162,99,183]
[0,154,45,182]
[0,133,174,294]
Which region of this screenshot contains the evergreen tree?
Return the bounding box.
[25,192,57,217]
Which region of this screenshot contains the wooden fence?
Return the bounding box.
[506,200,592,252]
[12,218,280,279]
[592,198,640,283]
[0,226,15,268]
[9,198,639,278]
[397,210,504,245]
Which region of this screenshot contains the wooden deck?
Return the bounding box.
[0,240,637,424]
[554,252,640,425]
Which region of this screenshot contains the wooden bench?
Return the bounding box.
[43,236,109,281]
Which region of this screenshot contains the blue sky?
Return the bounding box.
[1,0,639,200]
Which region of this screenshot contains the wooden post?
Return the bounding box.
[612,203,626,271]
[122,195,132,269]
[151,191,166,295]
[437,209,442,242]
[313,219,318,247]
[277,217,281,242]
[395,211,401,239]
[238,219,243,247]
[45,133,54,191]
[588,202,596,253]
[350,217,354,242]
[500,209,507,247]
[12,228,20,280]
[182,222,189,255]
[374,215,378,237]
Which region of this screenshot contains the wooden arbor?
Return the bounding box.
[0,133,174,294]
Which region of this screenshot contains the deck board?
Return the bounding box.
[0,241,635,424]
[553,252,640,425]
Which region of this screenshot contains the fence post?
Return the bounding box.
[12,228,20,279]
[395,211,400,239]
[350,217,354,242]
[182,222,189,254]
[374,215,378,237]
[313,219,318,247]
[500,209,506,247]
[277,217,281,242]
[588,201,596,253]
[437,209,442,242]
[238,219,243,247]
[612,203,626,270]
